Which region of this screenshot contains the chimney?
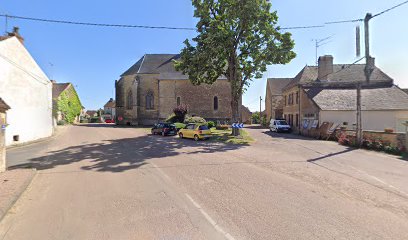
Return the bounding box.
[109,98,113,102]
[8,27,24,45]
[318,55,334,81]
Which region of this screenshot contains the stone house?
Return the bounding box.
[265,78,292,121]
[0,28,53,146]
[115,54,232,125]
[52,81,82,125]
[267,55,408,133]
[86,110,98,118]
[103,98,116,119]
[240,105,252,124]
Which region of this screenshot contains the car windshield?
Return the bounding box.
[276,120,288,125]
[199,125,209,130]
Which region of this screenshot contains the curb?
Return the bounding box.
[0,169,37,223]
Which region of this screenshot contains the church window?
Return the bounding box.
[127,91,133,110]
[146,91,154,110]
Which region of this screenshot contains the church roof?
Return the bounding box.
[121,54,227,80]
[121,54,180,76]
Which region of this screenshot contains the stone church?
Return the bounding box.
[115,54,232,125]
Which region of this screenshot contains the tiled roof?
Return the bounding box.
[52,83,71,99]
[104,100,116,108]
[282,64,393,91]
[267,78,292,95]
[0,98,10,111]
[307,86,408,111]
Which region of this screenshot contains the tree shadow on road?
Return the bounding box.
[9,133,248,173]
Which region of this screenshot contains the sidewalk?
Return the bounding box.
[0,169,36,222]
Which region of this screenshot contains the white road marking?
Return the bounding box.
[150,162,236,240]
[185,194,236,240]
[348,165,408,198]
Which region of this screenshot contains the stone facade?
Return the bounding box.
[265,78,292,121]
[116,54,232,125]
[282,86,320,133]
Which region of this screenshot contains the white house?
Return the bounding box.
[0,28,53,146]
[308,86,408,132]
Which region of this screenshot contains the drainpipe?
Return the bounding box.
[298,85,301,135]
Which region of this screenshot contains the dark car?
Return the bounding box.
[151,123,177,136]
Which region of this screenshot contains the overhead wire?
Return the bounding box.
[0,52,50,85]
[325,0,408,25]
[0,14,325,31]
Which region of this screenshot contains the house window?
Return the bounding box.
[296,92,299,104]
[177,97,181,106]
[127,91,133,110]
[213,96,219,111]
[146,91,154,110]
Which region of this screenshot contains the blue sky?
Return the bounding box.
[1,1,407,112]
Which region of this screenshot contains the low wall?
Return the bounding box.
[362,131,406,148]
[337,130,406,149]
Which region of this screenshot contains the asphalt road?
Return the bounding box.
[1,124,408,240]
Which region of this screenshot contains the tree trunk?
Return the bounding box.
[228,50,241,136]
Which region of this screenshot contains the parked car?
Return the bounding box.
[178,123,212,141]
[151,123,177,136]
[105,118,115,123]
[269,119,292,133]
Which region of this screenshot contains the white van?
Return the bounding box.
[269,119,292,133]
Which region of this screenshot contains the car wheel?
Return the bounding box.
[194,135,199,141]
[179,133,183,139]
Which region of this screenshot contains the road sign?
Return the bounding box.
[232,123,244,129]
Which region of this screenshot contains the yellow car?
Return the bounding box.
[178,123,212,141]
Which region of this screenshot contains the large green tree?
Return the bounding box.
[175,0,296,134]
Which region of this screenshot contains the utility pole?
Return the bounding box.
[357,13,375,146]
[259,96,263,125]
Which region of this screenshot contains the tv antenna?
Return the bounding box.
[312,35,335,64]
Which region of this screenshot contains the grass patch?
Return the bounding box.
[174,122,186,130]
[210,128,254,144]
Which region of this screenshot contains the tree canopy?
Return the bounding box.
[175,0,296,90]
[175,0,296,132]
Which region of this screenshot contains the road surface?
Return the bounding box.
[1,124,408,239]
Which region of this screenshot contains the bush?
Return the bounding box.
[57,120,66,126]
[165,114,179,123]
[207,121,215,128]
[173,104,188,122]
[184,116,206,124]
[90,117,101,123]
[216,125,229,130]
